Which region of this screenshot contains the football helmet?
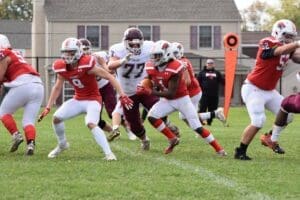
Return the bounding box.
[150,40,173,67]
[0,34,11,49]
[79,38,92,55]
[271,19,297,44]
[123,27,144,55]
[61,37,82,64]
[171,42,184,59]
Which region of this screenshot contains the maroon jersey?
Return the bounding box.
[0,48,39,82]
[52,55,102,103]
[146,59,188,99]
[247,36,290,90]
[180,57,201,97]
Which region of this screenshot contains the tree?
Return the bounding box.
[265,0,300,29]
[0,0,33,21]
[240,0,268,31]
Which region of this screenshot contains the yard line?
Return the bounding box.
[113,144,274,200]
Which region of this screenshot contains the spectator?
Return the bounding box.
[197,59,224,125]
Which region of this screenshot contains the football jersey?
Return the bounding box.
[109,40,154,96]
[0,48,39,82]
[180,57,201,97]
[146,59,188,99]
[247,36,290,90]
[52,55,101,102]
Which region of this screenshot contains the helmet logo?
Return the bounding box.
[162,43,169,50]
[277,22,286,29]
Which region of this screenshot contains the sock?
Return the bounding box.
[198,128,222,152]
[23,124,36,142]
[1,114,18,135]
[91,126,112,155]
[239,143,248,154]
[152,119,176,139]
[271,125,285,142]
[52,121,67,145]
[198,112,211,120]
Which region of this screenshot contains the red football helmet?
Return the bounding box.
[123,27,144,55]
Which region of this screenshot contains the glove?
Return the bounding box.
[119,95,134,110]
[136,85,152,96]
[120,53,132,65]
[38,107,50,122]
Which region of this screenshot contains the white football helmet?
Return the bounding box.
[0,34,11,49]
[79,38,92,55]
[61,37,82,64]
[171,42,184,59]
[123,27,144,55]
[271,19,297,44]
[150,40,173,67]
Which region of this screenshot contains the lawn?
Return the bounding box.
[0,107,299,200]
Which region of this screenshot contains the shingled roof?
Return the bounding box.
[0,20,31,49]
[44,0,241,22]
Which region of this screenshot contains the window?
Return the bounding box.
[77,25,109,49]
[190,25,221,50]
[199,26,212,48]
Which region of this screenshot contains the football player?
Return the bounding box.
[235,19,300,160]
[137,40,226,155]
[38,37,133,161]
[0,34,44,155]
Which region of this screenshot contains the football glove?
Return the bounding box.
[119,95,134,110]
[38,107,50,122]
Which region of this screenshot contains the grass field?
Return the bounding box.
[0,107,299,200]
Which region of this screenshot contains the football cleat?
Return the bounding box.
[234,147,252,160]
[216,149,227,156]
[260,133,285,154]
[104,153,117,161]
[164,137,180,154]
[10,132,24,152]
[141,139,150,151]
[107,128,121,142]
[48,142,70,158]
[215,107,226,124]
[25,141,35,156]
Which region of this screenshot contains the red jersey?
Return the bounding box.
[180,57,201,97]
[145,59,188,99]
[247,36,290,90]
[0,48,39,82]
[52,55,102,102]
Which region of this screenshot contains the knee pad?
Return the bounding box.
[251,113,266,128]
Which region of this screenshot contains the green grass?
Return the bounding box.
[0,107,299,200]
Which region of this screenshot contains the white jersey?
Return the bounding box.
[109,40,154,96]
[92,51,109,89]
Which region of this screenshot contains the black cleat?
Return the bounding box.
[234,148,252,160]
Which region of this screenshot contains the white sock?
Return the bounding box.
[271,125,285,142]
[91,126,112,155]
[199,112,211,120]
[52,122,67,145]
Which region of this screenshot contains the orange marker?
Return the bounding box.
[223,33,239,121]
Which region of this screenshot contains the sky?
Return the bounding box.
[234,0,280,10]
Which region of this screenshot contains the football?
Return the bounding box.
[140,78,153,89]
[292,47,300,64]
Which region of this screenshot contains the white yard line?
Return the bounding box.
[113,144,274,200]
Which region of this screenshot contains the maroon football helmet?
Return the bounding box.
[123,27,144,55]
[79,38,92,55]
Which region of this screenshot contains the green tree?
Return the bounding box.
[265,0,300,29]
[0,0,32,21]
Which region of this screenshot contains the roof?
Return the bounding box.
[0,20,31,49]
[44,0,241,22]
[241,31,270,45]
